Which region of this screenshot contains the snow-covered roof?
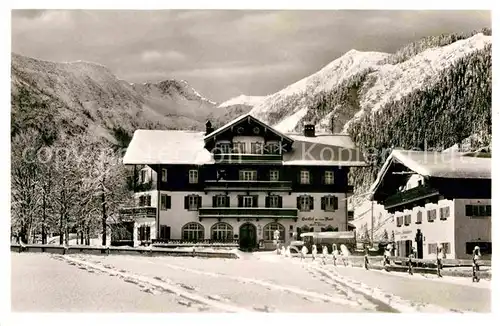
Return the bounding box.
[204,113,294,143]
[369,149,491,198]
[123,127,366,166]
[283,138,366,166]
[122,130,214,165]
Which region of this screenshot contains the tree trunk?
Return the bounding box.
[101,180,107,246]
[86,226,90,245]
[59,212,64,245]
[42,196,46,245]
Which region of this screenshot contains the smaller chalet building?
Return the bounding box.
[370,149,491,260]
[117,113,366,250]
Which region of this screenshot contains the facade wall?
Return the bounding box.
[157,191,348,244]
[393,199,455,259]
[453,198,491,260]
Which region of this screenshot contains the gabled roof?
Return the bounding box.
[122,130,214,165]
[369,149,491,199]
[203,113,294,143]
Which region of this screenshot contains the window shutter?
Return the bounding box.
[278,196,283,208]
[296,196,301,209]
[321,197,326,210]
[198,196,202,208]
[238,195,243,207]
[166,195,171,209]
[333,196,338,210]
[265,196,270,208]
[465,205,472,216]
[253,195,258,207]
[146,196,151,206]
[310,196,314,210]
[225,196,230,207]
[184,196,189,209]
[212,196,217,208]
[146,226,150,240]
[486,205,492,216]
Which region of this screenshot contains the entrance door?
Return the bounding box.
[415,230,424,259]
[239,223,257,251]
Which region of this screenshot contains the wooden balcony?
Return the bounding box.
[383,185,440,209]
[204,180,292,192]
[198,207,298,221]
[119,207,156,220]
[213,153,282,164]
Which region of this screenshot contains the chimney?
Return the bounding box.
[303,123,315,137]
[205,120,214,135]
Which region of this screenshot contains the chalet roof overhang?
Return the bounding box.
[203,113,294,145]
[369,149,492,203]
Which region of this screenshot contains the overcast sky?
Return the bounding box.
[11,10,490,102]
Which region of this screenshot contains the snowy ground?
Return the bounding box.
[11,251,491,313]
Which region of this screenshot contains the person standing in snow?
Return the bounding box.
[472,246,481,282]
[311,244,318,261]
[332,244,338,266]
[408,247,416,275]
[383,244,392,271]
[364,247,370,270]
[301,245,308,262]
[436,244,445,278]
[322,245,329,265]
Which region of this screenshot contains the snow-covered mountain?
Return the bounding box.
[11,53,228,143]
[250,33,492,134]
[218,95,266,108]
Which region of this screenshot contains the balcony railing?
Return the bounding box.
[384,185,440,209]
[119,207,156,220]
[213,153,282,164]
[198,207,298,221]
[204,180,292,192]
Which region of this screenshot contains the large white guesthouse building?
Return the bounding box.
[116,114,366,250]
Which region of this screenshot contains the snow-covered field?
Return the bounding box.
[11,252,490,313]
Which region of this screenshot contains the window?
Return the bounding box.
[266,195,282,208]
[140,169,148,184]
[239,170,257,181]
[159,225,170,240]
[321,196,338,211]
[139,195,151,207]
[160,194,171,210]
[213,195,229,208]
[211,222,233,241]
[441,242,451,254]
[218,142,231,153]
[266,142,281,154]
[466,204,491,218]
[428,243,438,255]
[251,142,263,154]
[269,170,279,181]
[300,170,310,184]
[466,242,492,255]
[396,216,403,227]
[263,222,285,241]
[189,170,198,184]
[440,206,450,220]
[297,195,313,211]
[137,225,151,241]
[238,195,258,207]
[347,211,354,221]
[427,209,437,222]
[416,211,423,224]
[233,142,246,154]
[161,168,167,183]
[404,215,411,226]
[324,171,334,185]
[243,196,254,208]
[184,195,201,211]
[182,222,204,241]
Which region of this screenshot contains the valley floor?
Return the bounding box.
[10,252,490,313]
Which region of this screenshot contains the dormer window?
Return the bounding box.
[233,142,246,154]
[251,142,264,154]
